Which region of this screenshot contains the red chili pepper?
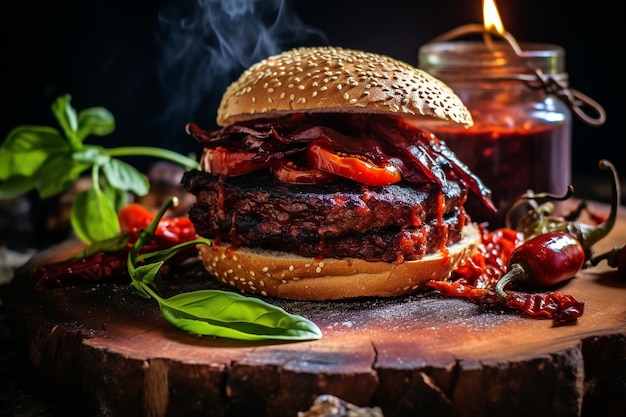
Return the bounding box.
[31,204,197,290]
[118,203,196,246]
[590,243,626,276]
[32,249,129,291]
[495,231,586,298]
[503,291,585,326]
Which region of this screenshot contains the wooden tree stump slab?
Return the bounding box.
[2,204,625,417]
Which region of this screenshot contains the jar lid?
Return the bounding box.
[419,41,565,78]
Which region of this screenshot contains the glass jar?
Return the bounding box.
[418,41,572,227]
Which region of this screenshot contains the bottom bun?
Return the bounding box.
[197,224,481,301]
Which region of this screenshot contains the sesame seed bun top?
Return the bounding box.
[216,46,473,127]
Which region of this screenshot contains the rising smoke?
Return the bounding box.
[155,0,327,143]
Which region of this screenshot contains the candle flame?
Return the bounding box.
[483,0,505,34]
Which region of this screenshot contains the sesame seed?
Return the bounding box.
[262,267,269,272]
[288,265,294,271]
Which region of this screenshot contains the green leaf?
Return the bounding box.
[102,158,149,196]
[76,107,115,141]
[134,261,164,286]
[103,185,130,212]
[36,154,91,198]
[0,125,68,179]
[0,176,38,199]
[51,94,79,147]
[137,238,212,265]
[70,188,120,244]
[156,289,323,341]
[72,146,109,165]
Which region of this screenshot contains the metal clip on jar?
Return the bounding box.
[418,37,606,227]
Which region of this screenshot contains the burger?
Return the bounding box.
[181,46,495,300]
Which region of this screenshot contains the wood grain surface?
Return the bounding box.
[2,203,625,417]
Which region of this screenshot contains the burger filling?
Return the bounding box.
[181,113,494,263]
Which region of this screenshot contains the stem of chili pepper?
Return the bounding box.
[574,159,620,251]
[505,159,620,258]
[495,231,586,299]
[127,196,179,287]
[590,244,626,274]
[504,186,575,230]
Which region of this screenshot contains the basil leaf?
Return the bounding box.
[0,175,38,199]
[137,238,212,265]
[70,188,120,243]
[156,289,323,341]
[76,107,115,141]
[51,94,79,146]
[134,261,164,286]
[72,146,109,165]
[0,125,68,179]
[103,158,149,196]
[36,154,91,198]
[104,185,130,212]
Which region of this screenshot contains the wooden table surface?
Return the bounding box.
[1,202,625,417]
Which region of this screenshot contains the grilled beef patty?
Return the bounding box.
[182,170,468,263]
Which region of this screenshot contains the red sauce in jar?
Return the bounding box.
[432,122,571,227]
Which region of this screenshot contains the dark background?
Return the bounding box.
[1,0,621,196]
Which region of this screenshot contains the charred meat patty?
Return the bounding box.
[182,169,468,262]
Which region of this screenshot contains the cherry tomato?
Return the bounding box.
[306,143,402,186]
[270,160,340,184]
[201,146,273,176]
